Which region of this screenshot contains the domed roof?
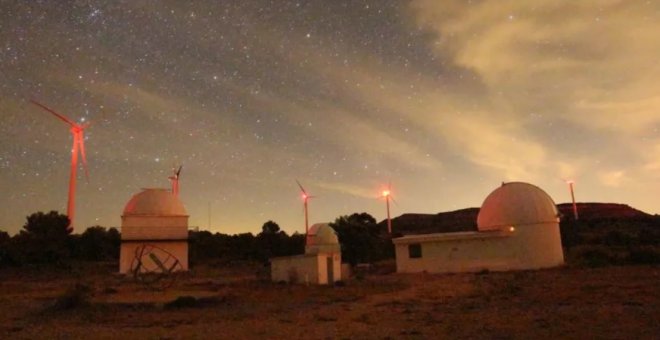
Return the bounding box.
[123,188,187,216]
[477,182,559,230]
[306,223,339,246]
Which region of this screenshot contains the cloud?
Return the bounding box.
[293,51,550,180]
[409,0,660,134]
[598,170,626,187]
[642,142,660,176]
[404,0,660,192]
[313,180,376,199]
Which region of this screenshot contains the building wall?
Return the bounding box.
[395,222,564,274]
[119,214,189,274]
[121,225,188,240]
[270,253,342,284]
[271,255,320,284]
[119,241,188,274]
[122,215,188,226]
[330,253,342,282]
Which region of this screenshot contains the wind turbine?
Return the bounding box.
[168,165,182,196]
[565,179,579,220]
[296,180,315,235]
[380,182,396,234]
[30,99,91,231]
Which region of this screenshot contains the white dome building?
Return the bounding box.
[119,188,189,274]
[393,182,564,273]
[270,223,342,284]
[305,223,341,255]
[478,182,560,231]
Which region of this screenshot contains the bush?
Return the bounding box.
[164,296,224,309]
[164,296,198,309]
[572,246,620,267]
[604,230,632,246]
[627,247,660,264]
[51,283,91,311]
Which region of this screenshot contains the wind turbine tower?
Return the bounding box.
[169,165,182,196]
[566,179,579,220]
[381,183,394,234]
[30,100,91,231]
[296,180,315,235]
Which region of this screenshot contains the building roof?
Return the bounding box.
[477,182,559,230]
[392,229,511,244]
[122,188,187,216]
[306,223,339,246]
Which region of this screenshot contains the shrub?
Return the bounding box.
[164,296,198,309]
[604,230,632,246]
[52,283,91,311]
[164,296,225,309]
[573,246,619,267]
[627,247,660,264]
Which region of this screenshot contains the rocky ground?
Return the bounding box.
[1,263,658,339]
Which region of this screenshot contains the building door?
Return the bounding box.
[327,257,334,283]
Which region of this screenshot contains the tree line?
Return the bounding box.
[0,211,394,268]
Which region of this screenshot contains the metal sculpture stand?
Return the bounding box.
[130,244,183,290]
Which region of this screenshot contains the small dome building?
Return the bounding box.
[393,182,564,273]
[305,223,341,255]
[119,188,189,274]
[270,223,342,285]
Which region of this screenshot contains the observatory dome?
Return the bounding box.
[123,188,187,216]
[306,223,339,246]
[477,182,559,231]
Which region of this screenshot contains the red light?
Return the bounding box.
[382,190,390,197]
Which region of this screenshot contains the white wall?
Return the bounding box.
[395,222,564,274]
[270,253,342,284]
[271,255,320,284]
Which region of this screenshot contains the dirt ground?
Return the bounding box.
[0,263,658,339]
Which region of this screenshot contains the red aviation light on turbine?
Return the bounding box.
[381,189,391,198]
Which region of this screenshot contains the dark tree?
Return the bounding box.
[74,226,120,261]
[0,231,12,267]
[256,221,290,261]
[189,230,227,264]
[331,212,389,265]
[261,220,280,234]
[16,211,72,264]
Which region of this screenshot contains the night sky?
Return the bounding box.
[1,1,658,235]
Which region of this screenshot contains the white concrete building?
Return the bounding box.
[119,188,189,274]
[271,223,342,284]
[393,182,564,274]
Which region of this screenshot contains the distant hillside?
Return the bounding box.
[382,203,654,235]
[556,203,650,221]
[379,208,479,235]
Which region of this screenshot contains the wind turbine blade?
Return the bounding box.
[295,179,307,195]
[391,196,399,206]
[78,133,90,182]
[30,100,77,127]
[176,165,183,177]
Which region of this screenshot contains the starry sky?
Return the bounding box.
[1,0,659,235]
